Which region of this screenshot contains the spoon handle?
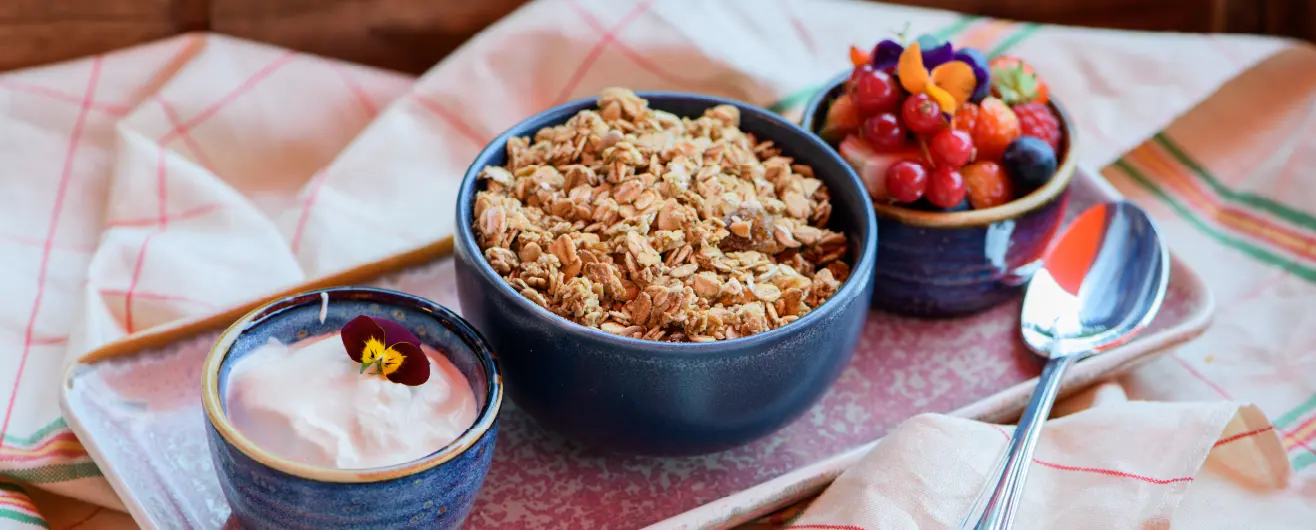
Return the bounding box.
[964,354,1078,530]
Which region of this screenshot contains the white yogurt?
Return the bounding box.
[225,333,477,469]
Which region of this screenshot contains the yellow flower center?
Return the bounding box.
[360,337,404,377]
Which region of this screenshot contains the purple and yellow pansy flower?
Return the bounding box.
[861,34,986,112]
[896,41,977,114]
[342,315,430,386]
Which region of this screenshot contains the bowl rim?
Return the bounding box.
[802,71,1078,228]
[200,286,503,484]
[454,90,878,356]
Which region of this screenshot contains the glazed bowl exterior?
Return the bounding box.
[201,287,503,530]
[453,92,878,456]
[802,73,1076,318]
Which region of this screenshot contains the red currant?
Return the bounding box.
[861,113,906,152]
[853,68,902,116]
[926,166,966,208]
[885,160,928,204]
[929,129,975,168]
[901,93,946,134]
[848,64,872,86]
[952,102,979,134]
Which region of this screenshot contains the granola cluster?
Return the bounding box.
[472,88,852,342]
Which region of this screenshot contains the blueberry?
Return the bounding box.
[906,198,935,211]
[1002,137,1057,190]
[909,197,971,212]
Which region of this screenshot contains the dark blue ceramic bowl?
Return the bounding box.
[801,73,1077,317]
[202,287,502,530]
[453,92,878,456]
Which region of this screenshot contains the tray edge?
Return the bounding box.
[58,168,1217,530]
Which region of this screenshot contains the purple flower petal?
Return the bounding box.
[920,41,956,70]
[374,317,422,349]
[385,341,431,386]
[954,48,991,102]
[341,315,384,363]
[870,40,904,70]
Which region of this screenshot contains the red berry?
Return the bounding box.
[929,129,975,168]
[885,160,928,204]
[839,135,920,201]
[819,94,861,142]
[901,93,946,134]
[848,64,872,86]
[962,162,1014,209]
[1013,102,1062,152]
[972,98,1021,161]
[989,56,1049,105]
[852,67,902,116]
[926,166,966,209]
[952,102,979,134]
[861,113,907,152]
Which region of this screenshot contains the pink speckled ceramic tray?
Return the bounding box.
[61,167,1211,530]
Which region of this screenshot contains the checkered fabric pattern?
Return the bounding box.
[0,0,1313,527]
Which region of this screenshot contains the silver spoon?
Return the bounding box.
[962,200,1170,530]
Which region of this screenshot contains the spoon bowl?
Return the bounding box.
[1020,201,1171,357]
[964,201,1171,529]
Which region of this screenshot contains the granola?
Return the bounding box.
[472,88,852,342]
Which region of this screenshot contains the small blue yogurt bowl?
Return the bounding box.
[202,287,502,530]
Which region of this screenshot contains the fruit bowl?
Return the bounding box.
[800,38,1076,318]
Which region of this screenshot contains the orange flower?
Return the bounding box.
[849,45,871,68]
[897,42,977,114]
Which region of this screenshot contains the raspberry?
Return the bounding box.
[1013,102,1061,153]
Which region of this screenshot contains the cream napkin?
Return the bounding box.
[791,383,1292,529]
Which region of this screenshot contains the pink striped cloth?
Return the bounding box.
[0,0,1312,527]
